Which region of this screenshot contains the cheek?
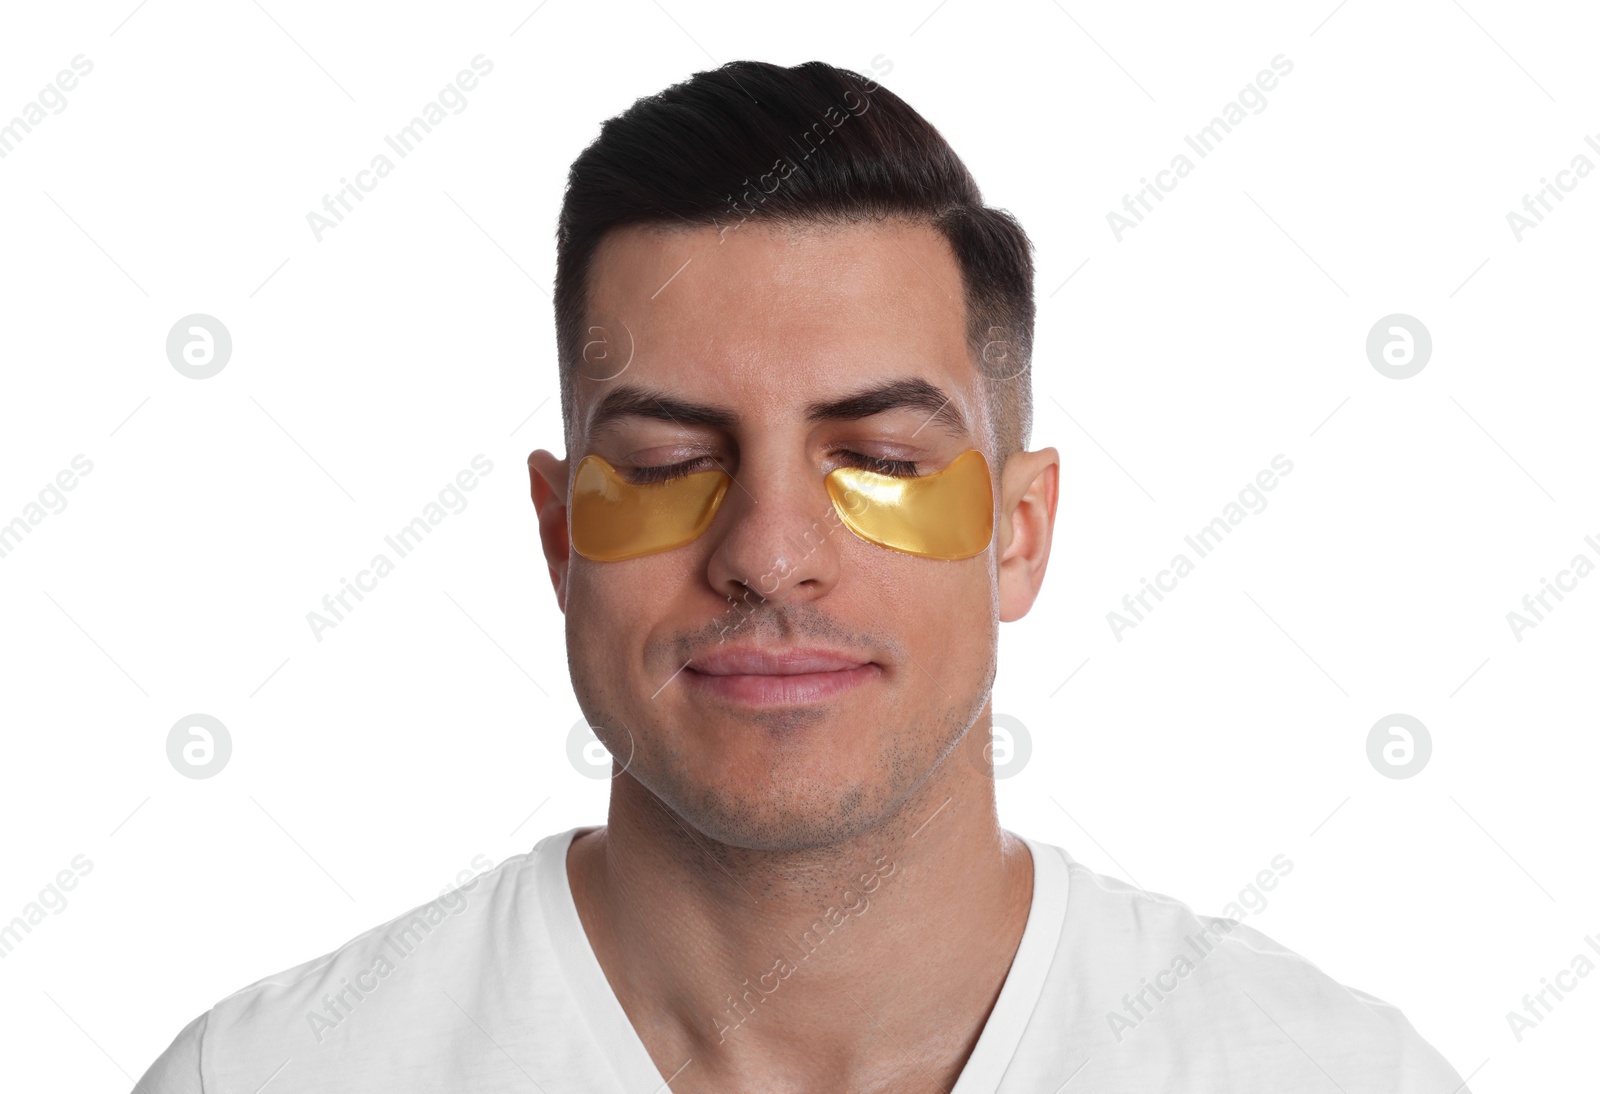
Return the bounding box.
[569,554,678,611]
[939,575,994,654]
[566,557,696,686]
[566,562,643,669]
[880,554,990,613]
[871,557,994,666]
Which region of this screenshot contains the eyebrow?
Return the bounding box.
[586,377,970,439]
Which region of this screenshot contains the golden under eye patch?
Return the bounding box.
[569,449,993,562]
[824,448,993,559]
[569,455,731,562]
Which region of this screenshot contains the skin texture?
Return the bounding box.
[528,218,1060,1092]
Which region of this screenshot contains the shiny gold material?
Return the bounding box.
[568,448,994,561]
[569,454,731,561]
[825,448,994,560]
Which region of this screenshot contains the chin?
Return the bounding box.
[684,810,880,854]
[650,765,891,853]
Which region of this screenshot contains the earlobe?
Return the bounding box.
[527,449,572,612]
[996,447,1060,623]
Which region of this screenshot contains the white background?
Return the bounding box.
[1,0,1595,1088]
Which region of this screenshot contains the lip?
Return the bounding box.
[689,646,871,676]
[684,646,879,707]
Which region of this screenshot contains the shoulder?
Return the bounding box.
[131,1010,208,1094]
[130,845,546,1093]
[1021,839,1470,1092]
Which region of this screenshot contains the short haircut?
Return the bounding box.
[553,59,1035,463]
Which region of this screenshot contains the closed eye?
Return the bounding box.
[624,450,920,486]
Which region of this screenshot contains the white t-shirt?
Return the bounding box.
[133,826,1470,1092]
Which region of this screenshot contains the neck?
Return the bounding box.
[566,751,1034,1091]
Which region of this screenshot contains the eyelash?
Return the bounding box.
[624,450,920,486]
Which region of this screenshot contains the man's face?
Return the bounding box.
[537,219,1011,852]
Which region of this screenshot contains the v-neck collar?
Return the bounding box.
[535,825,1070,1092]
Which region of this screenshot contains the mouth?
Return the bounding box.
[683,647,880,707]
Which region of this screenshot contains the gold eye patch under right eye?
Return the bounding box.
[569,454,731,562]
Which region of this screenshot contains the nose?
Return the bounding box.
[704,454,845,608]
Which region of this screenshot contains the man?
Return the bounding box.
[136,60,1469,1093]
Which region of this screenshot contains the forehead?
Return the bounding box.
[578,219,980,439]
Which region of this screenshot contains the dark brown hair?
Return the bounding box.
[553,59,1035,463]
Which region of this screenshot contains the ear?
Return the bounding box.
[528,449,572,613]
[994,447,1059,624]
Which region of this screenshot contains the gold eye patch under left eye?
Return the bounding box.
[568,448,994,562]
[824,448,994,560]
